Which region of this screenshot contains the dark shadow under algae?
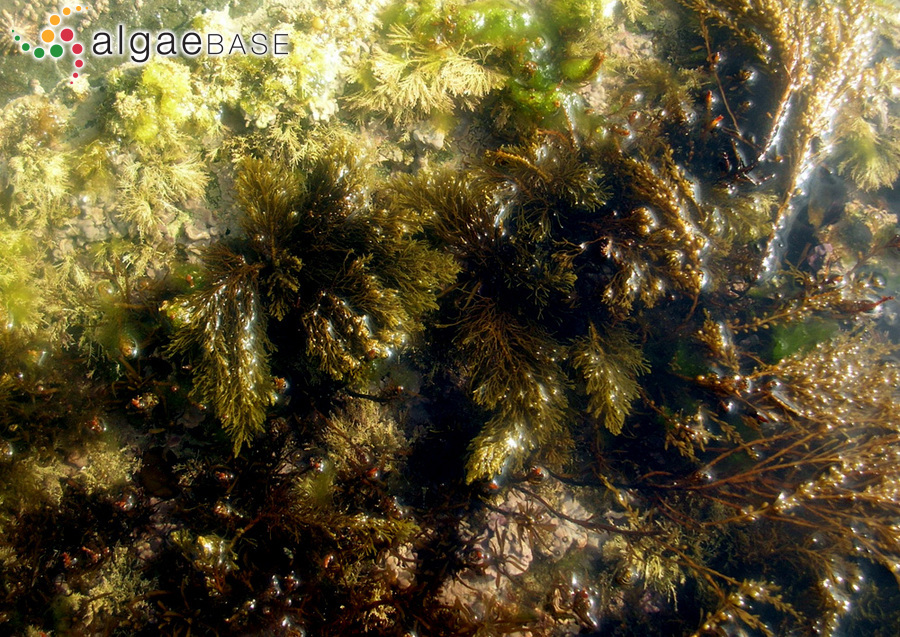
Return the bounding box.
[1,0,900,634]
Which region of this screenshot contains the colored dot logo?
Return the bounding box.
[10,6,87,84]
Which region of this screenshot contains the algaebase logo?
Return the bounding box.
[9,5,86,84]
[8,6,290,75]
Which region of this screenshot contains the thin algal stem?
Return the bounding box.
[513,485,661,537]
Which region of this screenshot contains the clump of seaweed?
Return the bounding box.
[191,0,387,129]
[634,324,900,635]
[166,246,274,451]
[347,22,506,123]
[349,0,623,132]
[167,146,455,451]
[392,133,707,482]
[0,226,55,334]
[99,59,215,237]
[139,402,422,635]
[0,95,72,227]
[108,59,216,147]
[830,62,900,191]
[572,324,648,435]
[673,0,881,270]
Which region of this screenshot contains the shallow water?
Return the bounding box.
[1,0,899,634]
